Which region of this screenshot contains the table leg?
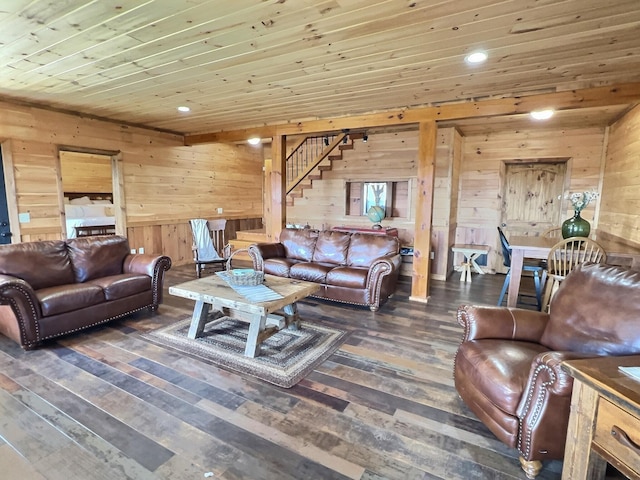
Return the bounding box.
[561,380,607,479]
[245,313,267,358]
[508,249,524,308]
[469,253,485,274]
[283,302,300,330]
[187,300,211,339]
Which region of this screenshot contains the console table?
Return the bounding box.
[331,226,398,236]
[562,355,640,479]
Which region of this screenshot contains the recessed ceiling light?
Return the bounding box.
[247,137,261,145]
[530,109,555,120]
[465,51,488,64]
[177,106,190,112]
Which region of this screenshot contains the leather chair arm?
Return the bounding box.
[123,254,172,306]
[249,243,285,270]
[457,305,549,342]
[0,274,42,348]
[515,350,600,460]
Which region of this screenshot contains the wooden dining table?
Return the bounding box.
[507,232,640,308]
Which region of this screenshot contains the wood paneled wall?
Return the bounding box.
[60,151,112,194]
[458,126,606,273]
[0,101,263,266]
[599,105,640,245]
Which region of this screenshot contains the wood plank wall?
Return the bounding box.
[599,104,640,245]
[60,151,112,194]
[458,126,606,274]
[0,101,264,266]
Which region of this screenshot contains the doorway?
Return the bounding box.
[501,159,568,238]
[59,149,124,239]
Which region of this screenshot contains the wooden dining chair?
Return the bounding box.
[542,226,562,239]
[190,218,230,277]
[541,236,607,311]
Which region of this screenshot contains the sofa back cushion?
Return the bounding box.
[67,235,131,282]
[0,240,74,290]
[279,228,318,262]
[346,233,400,268]
[312,231,350,265]
[540,263,640,355]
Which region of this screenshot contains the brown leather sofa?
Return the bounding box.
[0,235,172,349]
[248,228,401,311]
[454,262,640,479]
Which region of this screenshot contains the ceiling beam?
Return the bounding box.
[184,83,640,145]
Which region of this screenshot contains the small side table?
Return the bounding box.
[451,244,490,282]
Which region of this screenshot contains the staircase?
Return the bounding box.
[228,229,268,264]
[229,133,357,254]
[286,133,356,206]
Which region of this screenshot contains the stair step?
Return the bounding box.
[339,143,354,151]
[235,229,267,242]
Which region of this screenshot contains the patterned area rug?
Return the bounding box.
[142,316,348,388]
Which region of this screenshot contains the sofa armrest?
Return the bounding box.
[249,243,285,270]
[457,305,549,343]
[0,274,42,348]
[515,350,600,460]
[123,254,172,307]
[367,254,401,280]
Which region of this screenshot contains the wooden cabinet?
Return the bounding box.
[562,355,640,479]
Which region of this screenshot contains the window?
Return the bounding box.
[346,180,409,218]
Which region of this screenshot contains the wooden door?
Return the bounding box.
[501,161,566,238]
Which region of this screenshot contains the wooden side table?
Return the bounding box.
[451,244,490,282]
[562,355,640,479]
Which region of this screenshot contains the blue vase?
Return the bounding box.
[561,211,590,238]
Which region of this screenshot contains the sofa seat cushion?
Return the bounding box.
[326,266,368,289]
[290,262,335,283]
[87,274,151,301]
[455,339,550,415]
[37,283,106,317]
[263,258,301,277]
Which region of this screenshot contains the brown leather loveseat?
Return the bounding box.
[0,235,172,349]
[248,228,401,311]
[454,262,640,479]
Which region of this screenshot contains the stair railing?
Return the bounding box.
[286,133,346,194]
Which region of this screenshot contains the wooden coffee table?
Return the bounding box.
[168,274,320,358]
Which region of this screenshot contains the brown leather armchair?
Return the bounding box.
[454,262,640,479]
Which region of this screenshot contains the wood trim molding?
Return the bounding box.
[184,83,640,144]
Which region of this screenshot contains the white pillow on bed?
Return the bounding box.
[92,199,112,205]
[69,195,92,205]
[64,205,86,217]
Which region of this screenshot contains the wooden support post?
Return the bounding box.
[410,121,437,303]
[268,135,286,242]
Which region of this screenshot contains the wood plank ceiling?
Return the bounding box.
[1,0,639,136]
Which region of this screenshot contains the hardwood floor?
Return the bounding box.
[0,267,574,479]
